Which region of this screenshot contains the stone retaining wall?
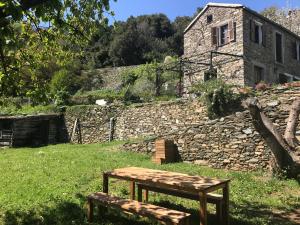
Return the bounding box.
[64,86,300,171]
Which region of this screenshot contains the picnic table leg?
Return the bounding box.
[137,184,143,201]
[130,181,136,200]
[103,172,109,193]
[144,189,149,202]
[87,198,94,222]
[199,192,207,225]
[223,182,230,225]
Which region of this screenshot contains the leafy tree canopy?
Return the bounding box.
[0,0,113,98]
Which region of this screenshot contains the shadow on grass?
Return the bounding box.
[3,197,299,225]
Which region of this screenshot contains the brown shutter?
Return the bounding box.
[211,27,218,46]
[262,25,267,47]
[228,20,235,42]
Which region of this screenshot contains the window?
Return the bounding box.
[211,20,235,47]
[297,42,300,61]
[207,15,213,24]
[275,32,283,63]
[250,20,265,46]
[254,65,264,84]
[220,24,229,45]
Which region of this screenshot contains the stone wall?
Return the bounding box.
[64,105,123,143]
[64,86,300,171]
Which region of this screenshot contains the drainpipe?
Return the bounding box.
[109,117,115,142]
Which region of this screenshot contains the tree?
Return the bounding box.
[168,16,192,56]
[0,0,112,98]
[246,98,300,179]
[261,6,300,36]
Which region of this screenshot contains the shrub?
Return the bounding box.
[50,69,75,105]
[255,82,269,91]
[131,77,156,101]
[71,89,127,105]
[191,79,242,119]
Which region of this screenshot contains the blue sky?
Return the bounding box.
[109,0,300,21]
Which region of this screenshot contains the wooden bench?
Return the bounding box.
[137,184,224,223]
[87,192,191,225]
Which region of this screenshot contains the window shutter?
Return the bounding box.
[292,42,298,59]
[228,20,235,42]
[211,27,218,46]
[262,25,266,46]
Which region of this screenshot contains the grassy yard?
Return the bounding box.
[0,142,299,225]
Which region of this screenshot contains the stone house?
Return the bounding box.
[183,2,300,90]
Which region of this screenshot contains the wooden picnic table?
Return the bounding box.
[103,167,230,225]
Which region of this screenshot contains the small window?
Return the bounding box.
[254,65,264,84]
[207,15,213,24]
[254,24,262,44]
[250,20,265,46]
[275,32,283,63]
[211,21,235,47]
[220,24,229,46]
[297,42,300,61]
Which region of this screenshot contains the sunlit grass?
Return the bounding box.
[0,142,299,225]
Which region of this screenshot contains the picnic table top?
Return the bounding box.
[106,167,230,192]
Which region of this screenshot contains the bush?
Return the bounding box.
[71,89,127,105]
[131,77,156,101]
[0,104,59,116]
[191,79,242,119]
[50,69,75,105]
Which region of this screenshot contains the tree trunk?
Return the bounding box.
[246,98,300,179]
[284,98,300,148]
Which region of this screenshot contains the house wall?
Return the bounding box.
[183,6,245,92]
[243,10,300,86]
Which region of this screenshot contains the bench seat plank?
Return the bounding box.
[137,184,222,203]
[88,192,191,224]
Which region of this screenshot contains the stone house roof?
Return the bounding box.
[184,2,300,40]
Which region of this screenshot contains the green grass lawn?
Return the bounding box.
[0,142,299,225]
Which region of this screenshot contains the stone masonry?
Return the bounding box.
[183,3,300,91]
[64,86,300,171]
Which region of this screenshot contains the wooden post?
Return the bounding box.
[178,58,183,97]
[216,200,223,225]
[144,189,149,202]
[87,199,94,222]
[223,182,230,225]
[70,118,78,142]
[103,173,109,193]
[130,181,136,200]
[137,184,143,202]
[155,68,162,96]
[77,119,82,144]
[199,192,207,225]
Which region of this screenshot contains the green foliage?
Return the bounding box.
[0,0,112,102]
[71,89,127,105]
[50,69,73,105]
[0,143,298,225]
[86,14,193,68]
[0,103,59,116]
[120,59,180,102]
[191,79,242,119]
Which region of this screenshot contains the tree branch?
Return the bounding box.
[284,98,300,148]
[246,97,300,178]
